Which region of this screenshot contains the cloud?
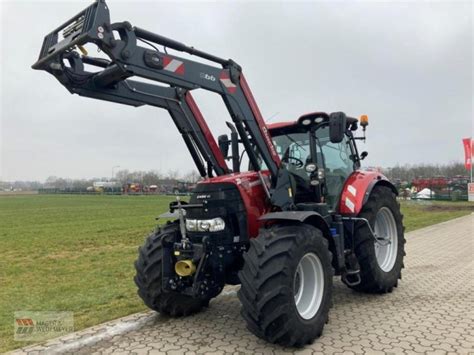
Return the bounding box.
[0,0,472,180]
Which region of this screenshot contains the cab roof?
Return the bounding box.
[267,112,358,134]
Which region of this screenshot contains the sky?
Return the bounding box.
[0,0,472,181]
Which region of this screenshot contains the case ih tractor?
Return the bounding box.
[33,1,405,347]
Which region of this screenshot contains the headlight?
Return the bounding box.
[305,163,317,173]
[318,168,325,179]
[186,217,225,232]
[185,219,197,231]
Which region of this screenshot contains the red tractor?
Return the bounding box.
[33,1,405,347]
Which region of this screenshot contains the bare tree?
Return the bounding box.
[166,169,180,180]
[183,170,200,183]
[383,161,467,182]
[115,169,131,184]
[142,171,162,186]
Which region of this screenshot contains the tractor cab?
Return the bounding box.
[267,112,366,211]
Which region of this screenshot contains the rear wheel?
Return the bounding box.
[374,207,399,272]
[238,224,333,347]
[350,185,405,293]
[134,223,208,316]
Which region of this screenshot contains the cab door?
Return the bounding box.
[316,126,354,209]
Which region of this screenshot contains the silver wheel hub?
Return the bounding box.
[374,207,398,272]
[293,252,324,320]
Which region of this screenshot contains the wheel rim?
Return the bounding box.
[374,207,398,272]
[293,252,324,320]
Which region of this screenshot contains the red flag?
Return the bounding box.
[462,138,472,170]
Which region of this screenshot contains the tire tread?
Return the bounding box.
[238,223,333,347]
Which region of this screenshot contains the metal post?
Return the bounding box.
[471,156,472,183]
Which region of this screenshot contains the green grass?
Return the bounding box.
[0,194,175,352]
[0,195,472,352]
[400,200,473,232]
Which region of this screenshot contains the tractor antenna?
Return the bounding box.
[266,112,280,123]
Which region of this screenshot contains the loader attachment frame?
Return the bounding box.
[60,53,229,177]
[32,0,280,180]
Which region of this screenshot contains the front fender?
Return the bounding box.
[338,170,397,216]
[260,211,323,223]
[259,211,331,237]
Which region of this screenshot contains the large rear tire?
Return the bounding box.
[350,185,405,293]
[134,223,208,316]
[238,224,333,347]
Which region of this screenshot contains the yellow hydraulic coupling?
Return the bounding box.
[77,45,88,56]
[175,259,196,277]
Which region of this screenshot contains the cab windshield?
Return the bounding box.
[263,125,355,208]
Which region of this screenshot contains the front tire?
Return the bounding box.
[238,224,333,347]
[350,185,405,293]
[134,223,208,317]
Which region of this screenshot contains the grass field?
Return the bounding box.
[401,200,473,232]
[0,194,472,352]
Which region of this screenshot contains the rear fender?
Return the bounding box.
[338,171,398,216]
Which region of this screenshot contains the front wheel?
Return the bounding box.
[134,223,209,317]
[238,224,333,347]
[350,185,406,293]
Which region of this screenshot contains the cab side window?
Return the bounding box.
[317,127,354,209]
[320,139,353,178]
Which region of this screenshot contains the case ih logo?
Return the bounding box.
[163,56,185,75]
[261,125,278,158]
[15,318,34,335]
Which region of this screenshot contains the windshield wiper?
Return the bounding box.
[285,134,306,152]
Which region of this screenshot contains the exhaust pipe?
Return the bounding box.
[175,260,196,277]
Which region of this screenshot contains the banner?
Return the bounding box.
[462,138,472,170]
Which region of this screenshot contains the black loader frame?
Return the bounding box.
[32,0,280,183]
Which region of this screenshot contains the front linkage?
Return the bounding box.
[161,200,225,300]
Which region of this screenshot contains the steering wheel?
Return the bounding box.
[282,156,304,168]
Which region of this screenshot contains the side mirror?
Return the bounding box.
[360,151,368,160]
[329,112,347,143]
[217,134,230,158]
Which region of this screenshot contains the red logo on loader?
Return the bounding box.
[220,71,237,94]
[163,56,185,75]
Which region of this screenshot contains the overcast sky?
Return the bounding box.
[0,0,472,181]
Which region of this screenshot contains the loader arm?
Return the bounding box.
[57,53,228,177]
[32,0,280,180]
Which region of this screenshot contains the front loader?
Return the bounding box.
[32,0,405,347]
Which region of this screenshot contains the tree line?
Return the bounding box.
[1,162,469,191]
[0,169,200,191]
[382,162,468,183]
